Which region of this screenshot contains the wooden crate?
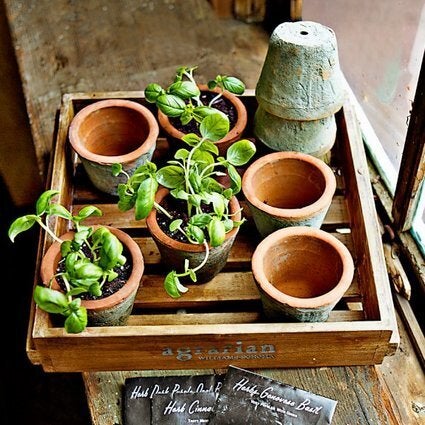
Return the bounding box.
[26,91,399,372]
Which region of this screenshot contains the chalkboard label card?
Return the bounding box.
[208,366,338,424]
[123,374,223,425]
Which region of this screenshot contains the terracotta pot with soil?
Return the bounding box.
[158,84,247,156]
[69,99,159,195]
[40,225,144,327]
[146,187,242,283]
[242,151,336,237]
[252,226,354,322]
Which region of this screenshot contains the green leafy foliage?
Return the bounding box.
[144,66,245,126]
[8,191,128,334]
[115,111,255,298]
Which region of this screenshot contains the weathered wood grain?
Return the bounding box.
[4,0,269,180]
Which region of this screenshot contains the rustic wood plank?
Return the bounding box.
[234,0,266,23]
[127,309,365,326]
[392,50,425,231]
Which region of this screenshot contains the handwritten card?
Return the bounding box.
[208,366,337,424]
[123,374,223,425]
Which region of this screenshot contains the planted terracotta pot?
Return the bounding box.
[253,105,336,158]
[242,151,336,237]
[255,21,345,121]
[158,84,247,155]
[252,226,354,322]
[69,99,159,195]
[40,226,144,327]
[146,187,241,283]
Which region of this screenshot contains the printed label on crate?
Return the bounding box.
[208,366,337,424]
[123,374,223,425]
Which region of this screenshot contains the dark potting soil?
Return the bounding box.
[56,244,132,300]
[169,91,237,136]
[156,196,214,244]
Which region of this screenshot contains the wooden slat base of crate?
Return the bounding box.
[26,91,399,372]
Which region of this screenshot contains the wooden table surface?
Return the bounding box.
[82,310,424,425]
[4,1,424,424]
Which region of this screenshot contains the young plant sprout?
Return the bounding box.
[8,190,126,333]
[144,65,245,126]
[113,112,256,297]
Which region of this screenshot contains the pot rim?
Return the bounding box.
[157,84,247,148]
[242,151,336,219]
[40,225,144,311]
[251,226,354,309]
[69,99,159,165]
[146,187,242,252]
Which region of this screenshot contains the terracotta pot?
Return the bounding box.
[157,84,247,156]
[253,105,336,158]
[242,151,336,237]
[40,226,144,327]
[252,226,354,322]
[255,21,345,121]
[146,187,241,283]
[69,99,159,195]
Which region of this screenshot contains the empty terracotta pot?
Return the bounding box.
[252,226,354,322]
[69,99,159,195]
[253,105,337,158]
[255,21,345,120]
[242,151,336,237]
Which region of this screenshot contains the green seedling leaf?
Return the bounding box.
[74,262,104,280]
[117,184,136,212]
[223,188,233,200]
[164,271,182,298]
[208,218,226,247]
[188,269,197,282]
[223,218,234,232]
[192,105,224,123]
[221,76,245,94]
[156,94,186,117]
[188,194,202,208]
[199,113,229,142]
[88,282,102,297]
[199,140,219,155]
[157,165,185,189]
[187,224,205,244]
[192,150,214,171]
[210,192,226,218]
[168,81,200,99]
[226,139,256,166]
[144,83,164,103]
[135,176,158,220]
[34,286,69,314]
[75,205,102,221]
[169,219,183,233]
[99,231,123,270]
[8,215,38,242]
[170,188,189,201]
[200,177,223,193]
[207,80,217,90]
[111,163,123,176]
[188,172,202,192]
[227,163,241,195]
[47,204,73,220]
[35,189,60,216]
[174,148,189,160]
[182,133,201,147]
[67,287,89,297]
[60,240,73,257]
[189,213,212,227]
[64,307,88,334]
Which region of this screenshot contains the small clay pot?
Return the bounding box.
[69,99,159,195]
[252,226,354,322]
[253,105,336,158]
[157,84,247,156]
[255,21,345,120]
[40,226,144,327]
[242,151,336,237]
[146,187,241,283]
